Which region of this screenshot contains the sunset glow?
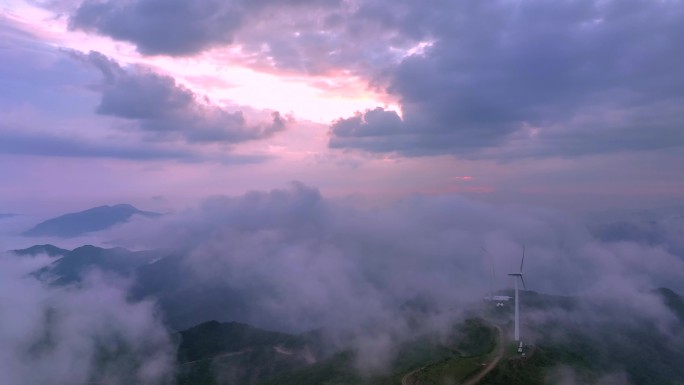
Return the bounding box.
[1,0,683,213]
[2,1,398,124]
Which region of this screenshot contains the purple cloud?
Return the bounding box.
[68,0,343,56]
[72,51,286,144]
[329,0,684,158]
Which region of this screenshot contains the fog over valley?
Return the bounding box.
[2,184,684,384]
[2,0,684,384]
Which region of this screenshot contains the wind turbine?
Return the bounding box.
[480,246,496,303]
[481,246,511,307]
[508,246,526,342]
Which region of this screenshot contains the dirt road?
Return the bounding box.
[401,324,505,385]
[401,365,425,385]
[460,325,504,385]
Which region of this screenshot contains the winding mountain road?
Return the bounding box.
[401,364,425,385]
[460,325,504,385]
[401,324,505,385]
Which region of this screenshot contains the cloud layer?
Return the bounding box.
[0,252,175,385]
[106,183,684,367]
[5,182,682,375]
[58,0,684,159]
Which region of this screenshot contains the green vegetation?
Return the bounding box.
[407,319,498,385]
[158,288,684,385]
[453,318,497,356]
[177,318,499,385]
[176,321,315,385]
[178,320,306,362]
[410,356,482,385]
[256,352,361,385]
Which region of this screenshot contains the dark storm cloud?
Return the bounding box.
[68,0,342,56]
[64,0,409,76]
[0,125,274,163]
[60,0,684,162]
[0,128,197,161]
[330,0,684,157]
[72,51,286,144]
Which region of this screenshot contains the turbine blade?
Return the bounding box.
[481,246,496,298]
[520,245,525,272]
[519,275,527,290]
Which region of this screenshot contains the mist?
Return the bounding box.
[99,183,684,370]
[2,182,683,377]
[0,250,176,385]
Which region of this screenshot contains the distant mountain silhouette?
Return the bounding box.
[29,244,163,286]
[22,204,161,238]
[12,244,70,258]
[19,243,250,330]
[0,213,17,219]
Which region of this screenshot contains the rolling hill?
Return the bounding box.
[177,320,318,385]
[176,318,499,385]
[174,289,684,385]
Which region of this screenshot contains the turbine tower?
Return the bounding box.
[508,246,526,342]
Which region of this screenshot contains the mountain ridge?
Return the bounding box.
[12,244,70,257]
[22,204,161,238]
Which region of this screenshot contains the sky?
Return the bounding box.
[1,3,684,382]
[1,0,684,216]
